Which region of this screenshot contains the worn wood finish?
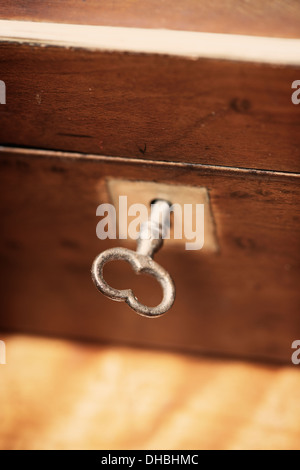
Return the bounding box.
[0,148,299,363]
[0,334,300,450]
[0,0,300,39]
[3,21,299,65]
[0,42,299,172]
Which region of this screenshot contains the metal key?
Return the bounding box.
[91,200,175,318]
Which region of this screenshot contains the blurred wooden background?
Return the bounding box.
[0,334,299,450]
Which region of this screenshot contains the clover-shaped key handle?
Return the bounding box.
[91,200,175,318]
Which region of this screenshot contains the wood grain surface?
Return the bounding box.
[0,43,299,172]
[0,0,299,38]
[0,334,299,450]
[0,147,299,363]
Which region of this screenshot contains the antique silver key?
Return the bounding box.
[91,200,175,318]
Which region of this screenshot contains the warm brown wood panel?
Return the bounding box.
[1,334,300,450]
[0,0,299,38]
[0,147,299,363]
[0,42,299,172]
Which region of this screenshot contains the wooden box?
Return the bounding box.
[0,1,300,363]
